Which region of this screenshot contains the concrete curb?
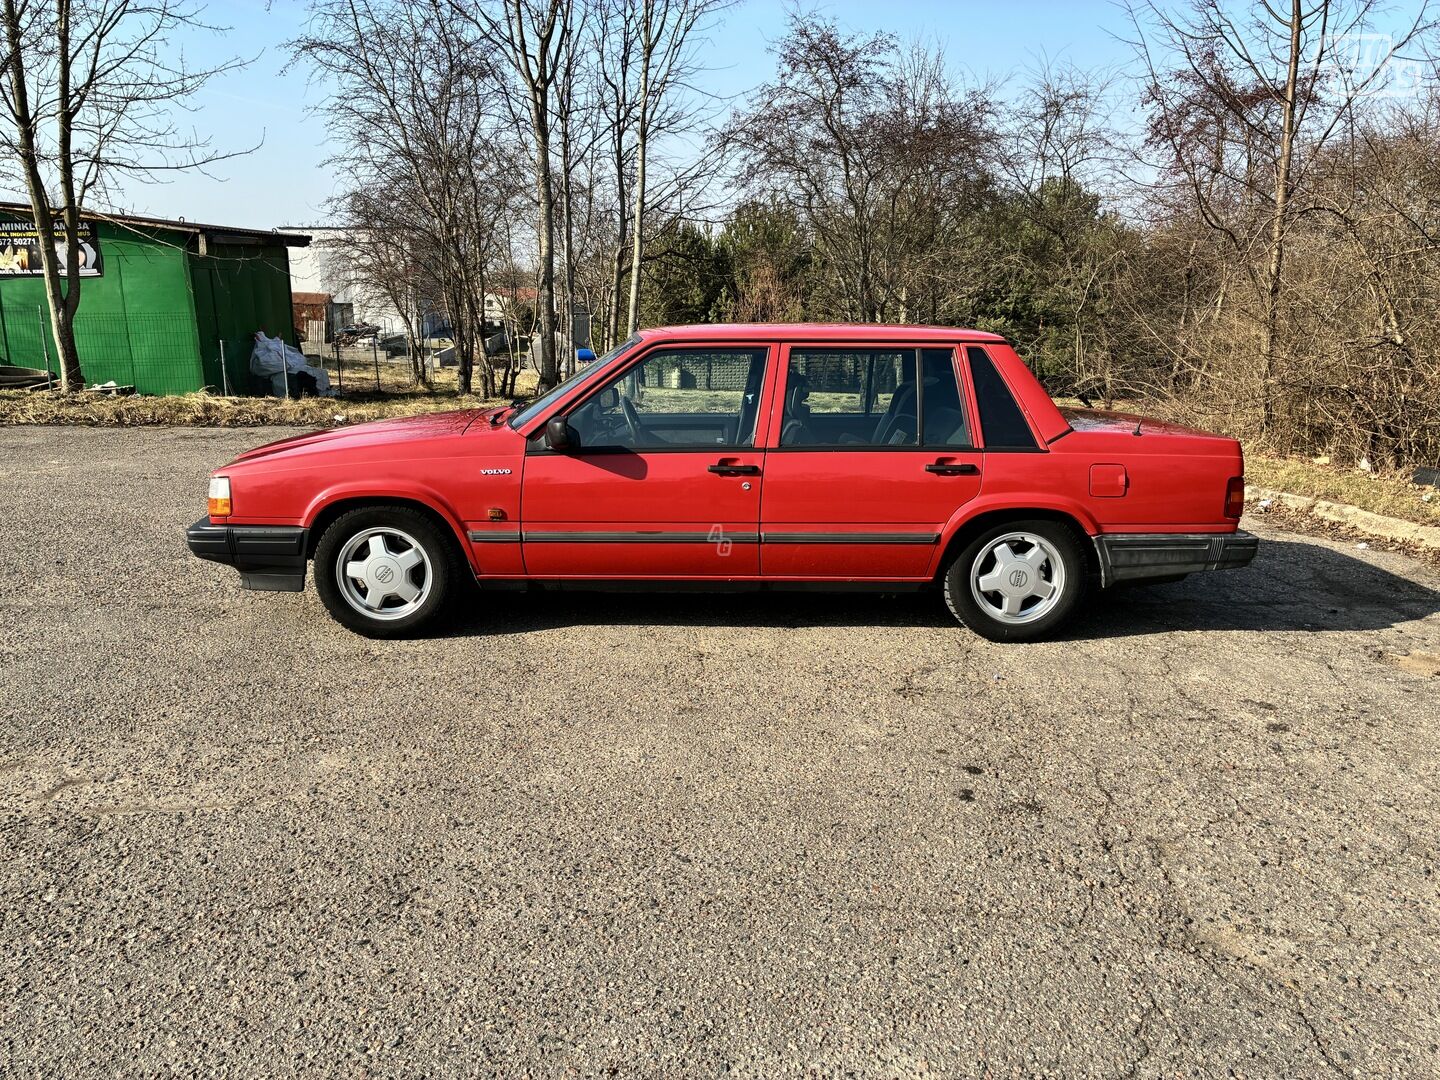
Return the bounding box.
[1245,485,1440,551]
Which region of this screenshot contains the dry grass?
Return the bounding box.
[0,362,541,430]
[1247,454,1440,527]
[1055,397,1440,528]
[0,388,505,428]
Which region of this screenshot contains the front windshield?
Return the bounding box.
[508,335,641,430]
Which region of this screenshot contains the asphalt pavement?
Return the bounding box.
[2,425,1439,1078]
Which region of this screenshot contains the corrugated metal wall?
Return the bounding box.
[190,240,300,395]
[0,215,300,395]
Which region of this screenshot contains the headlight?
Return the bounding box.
[208,475,232,517]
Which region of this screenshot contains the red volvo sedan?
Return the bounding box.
[187,324,1256,640]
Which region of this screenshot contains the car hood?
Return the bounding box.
[1059,407,1229,441]
[229,408,492,464]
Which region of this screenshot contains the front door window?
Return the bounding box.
[565,347,769,450]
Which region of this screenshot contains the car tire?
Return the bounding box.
[943,519,1088,642]
[313,506,463,638]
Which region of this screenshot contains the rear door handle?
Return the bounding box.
[709,463,761,475]
[925,463,979,476]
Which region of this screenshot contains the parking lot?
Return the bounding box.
[2,425,1439,1077]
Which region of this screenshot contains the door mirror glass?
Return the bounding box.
[596,387,620,410]
[544,416,573,451]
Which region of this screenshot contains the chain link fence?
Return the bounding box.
[0,302,537,400]
[310,338,433,397]
[0,308,205,394]
[0,305,450,398]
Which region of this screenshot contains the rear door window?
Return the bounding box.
[919,348,970,448]
[780,349,918,447]
[780,347,974,448]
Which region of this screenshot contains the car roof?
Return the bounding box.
[638,323,1007,344]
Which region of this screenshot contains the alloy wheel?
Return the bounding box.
[335,526,432,621]
[969,531,1066,625]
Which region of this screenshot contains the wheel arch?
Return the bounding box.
[934,504,1099,581]
[304,492,470,564]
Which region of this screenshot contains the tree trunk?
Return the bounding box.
[626,0,654,337]
[3,0,84,390]
[401,316,423,388]
[531,92,559,392]
[446,278,472,395]
[560,129,577,378]
[609,244,627,347]
[1260,0,1303,438]
[475,262,494,398]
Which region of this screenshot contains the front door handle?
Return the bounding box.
[925,462,979,476]
[709,462,761,476]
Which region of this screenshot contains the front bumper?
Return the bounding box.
[1094,530,1258,586]
[186,518,309,592]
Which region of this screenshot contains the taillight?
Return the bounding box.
[1224,476,1245,519]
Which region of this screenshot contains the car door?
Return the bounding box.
[759,343,983,580]
[520,343,773,578]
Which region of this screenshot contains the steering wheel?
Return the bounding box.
[619,394,647,446]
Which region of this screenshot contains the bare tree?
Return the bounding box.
[553,1,595,377]
[296,0,518,395]
[330,187,428,386]
[1128,0,1435,437]
[622,0,729,335]
[0,0,248,390]
[588,0,638,349]
[455,0,569,392]
[997,61,1133,401]
[724,16,992,322]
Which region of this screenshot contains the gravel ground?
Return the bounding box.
[2,425,1439,1078]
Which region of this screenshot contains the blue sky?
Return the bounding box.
[134,0,1135,226]
[132,0,1424,228]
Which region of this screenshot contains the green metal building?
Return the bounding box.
[0,203,309,394]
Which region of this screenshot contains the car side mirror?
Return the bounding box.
[597,387,619,410]
[544,416,573,451]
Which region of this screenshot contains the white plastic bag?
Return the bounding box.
[249,332,333,396]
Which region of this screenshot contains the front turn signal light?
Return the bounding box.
[1224,476,1245,519]
[208,475,232,517]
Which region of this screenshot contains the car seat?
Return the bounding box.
[780,372,814,445]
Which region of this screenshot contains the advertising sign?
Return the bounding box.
[0,220,104,277]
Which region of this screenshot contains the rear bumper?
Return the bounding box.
[186,518,309,592]
[1094,530,1258,586]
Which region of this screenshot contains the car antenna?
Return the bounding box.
[1133,418,1144,436]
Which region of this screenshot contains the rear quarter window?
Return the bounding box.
[967,346,1037,450]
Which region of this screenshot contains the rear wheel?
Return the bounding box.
[313,506,462,637]
[943,519,1087,642]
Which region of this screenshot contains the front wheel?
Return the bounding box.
[313,506,462,637]
[943,520,1088,642]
